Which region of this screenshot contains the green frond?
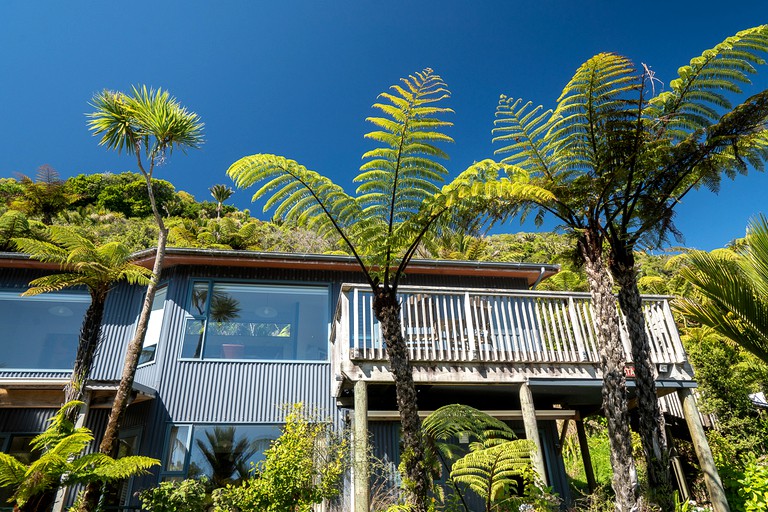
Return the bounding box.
[450,439,534,504]
[0,453,26,489]
[493,98,557,176]
[12,238,69,265]
[648,25,768,137]
[227,154,359,245]
[87,85,204,157]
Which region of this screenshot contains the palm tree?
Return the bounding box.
[13,227,152,418]
[227,69,525,511]
[0,402,158,512]
[677,215,768,365]
[85,85,203,511]
[491,27,768,509]
[209,184,233,220]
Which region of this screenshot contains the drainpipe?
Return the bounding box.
[530,267,546,290]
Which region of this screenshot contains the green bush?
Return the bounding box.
[739,456,768,512]
[139,478,208,512]
[212,404,347,512]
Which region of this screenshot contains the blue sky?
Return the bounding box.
[1,1,766,251]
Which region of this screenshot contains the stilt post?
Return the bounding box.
[519,382,547,484]
[679,388,729,512]
[353,380,369,512]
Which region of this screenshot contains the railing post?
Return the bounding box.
[352,287,360,359]
[464,291,476,360]
[568,297,588,361]
[662,299,687,364]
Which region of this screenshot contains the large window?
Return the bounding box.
[161,424,281,483]
[138,286,167,365]
[0,291,90,370]
[179,282,329,361]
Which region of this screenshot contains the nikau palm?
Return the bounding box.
[13,227,152,418]
[492,26,768,510]
[228,69,526,510]
[84,86,203,512]
[210,184,234,220]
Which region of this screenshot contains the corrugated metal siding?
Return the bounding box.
[162,362,334,423]
[0,408,53,431]
[90,283,145,381]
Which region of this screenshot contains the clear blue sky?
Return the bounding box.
[1,1,766,251]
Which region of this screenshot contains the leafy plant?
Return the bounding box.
[737,455,768,512]
[212,404,347,512]
[0,402,158,511]
[139,478,208,512]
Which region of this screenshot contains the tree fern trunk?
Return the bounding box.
[578,231,636,512]
[79,227,168,512]
[372,290,429,512]
[64,293,106,422]
[610,253,672,510]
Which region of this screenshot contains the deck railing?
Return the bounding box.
[332,284,686,366]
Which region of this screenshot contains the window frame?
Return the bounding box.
[178,279,331,363]
[137,284,169,367]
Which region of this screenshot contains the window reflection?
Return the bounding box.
[0,292,90,370]
[180,283,328,361]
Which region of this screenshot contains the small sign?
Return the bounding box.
[624,364,636,378]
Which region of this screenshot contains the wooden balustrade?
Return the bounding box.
[332,284,686,367]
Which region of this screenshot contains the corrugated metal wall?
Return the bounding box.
[0,408,53,432]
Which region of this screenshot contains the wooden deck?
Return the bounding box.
[330,284,694,395]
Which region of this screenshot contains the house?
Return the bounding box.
[0,248,720,510]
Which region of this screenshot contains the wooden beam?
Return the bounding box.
[366,409,578,421]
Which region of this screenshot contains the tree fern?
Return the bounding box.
[450,439,535,512]
[0,402,159,509]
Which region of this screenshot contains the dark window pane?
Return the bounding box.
[0,292,90,370]
[199,284,328,361]
[187,425,280,485]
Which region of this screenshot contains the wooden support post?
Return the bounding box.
[557,418,570,455]
[666,424,691,502]
[519,382,547,484]
[575,417,596,493]
[679,388,729,512]
[353,380,369,512]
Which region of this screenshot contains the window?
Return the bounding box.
[180,282,329,361]
[139,286,167,365]
[0,291,90,370]
[160,424,281,483]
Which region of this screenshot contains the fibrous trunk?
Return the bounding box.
[578,231,636,512]
[610,251,672,510]
[372,290,429,512]
[63,293,107,422]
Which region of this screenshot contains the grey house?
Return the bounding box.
[0,248,717,510]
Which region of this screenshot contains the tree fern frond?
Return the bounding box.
[649,25,768,137]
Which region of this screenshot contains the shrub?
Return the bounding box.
[139,478,208,512]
